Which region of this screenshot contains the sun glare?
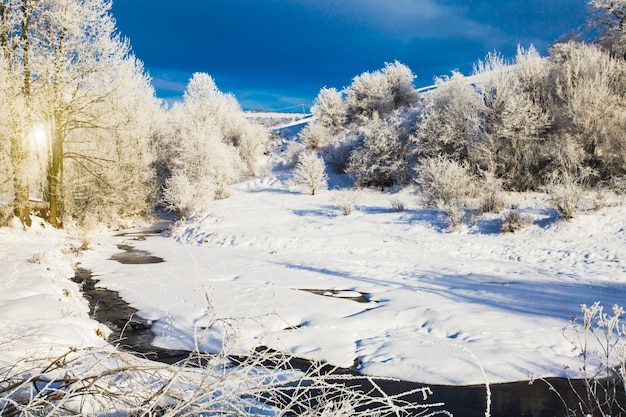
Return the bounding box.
[30,124,48,148]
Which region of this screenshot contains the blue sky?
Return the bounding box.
[111,0,589,111]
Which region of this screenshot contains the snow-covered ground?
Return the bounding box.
[0,219,108,365]
[1,143,625,388]
[69,177,626,386]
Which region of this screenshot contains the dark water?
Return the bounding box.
[73,244,624,417]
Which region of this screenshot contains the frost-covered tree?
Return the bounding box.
[311,87,345,134]
[159,73,268,218]
[300,87,345,150]
[472,50,552,190]
[552,41,626,178]
[414,71,482,161]
[178,72,268,176]
[588,0,626,57]
[344,61,419,125]
[0,0,37,226]
[290,151,328,195]
[61,56,160,225]
[0,0,159,227]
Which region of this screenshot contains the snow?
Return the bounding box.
[0,218,108,367]
[69,177,626,386]
[1,169,625,389]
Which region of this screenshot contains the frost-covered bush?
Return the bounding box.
[347,112,417,189]
[344,61,419,125]
[552,41,626,180]
[388,197,406,212]
[0,346,445,417]
[500,210,533,233]
[415,156,476,209]
[546,168,593,220]
[558,302,626,417]
[333,188,359,216]
[414,71,482,161]
[472,50,552,191]
[478,172,505,214]
[160,172,198,220]
[322,133,360,174]
[284,140,307,168]
[299,122,333,150]
[290,152,328,195]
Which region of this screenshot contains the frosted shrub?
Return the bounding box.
[285,140,307,167]
[333,189,359,216]
[0,346,447,417]
[290,152,328,195]
[414,71,482,161]
[500,211,532,233]
[347,113,416,190]
[161,172,203,220]
[559,302,626,417]
[323,133,359,174]
[445,206,466,232]
[344,61,419,125]
[311,87,345,133]
[300,122,333,150]
[546,168,592,220]
[415,156,476,209]
[478,172,505,214]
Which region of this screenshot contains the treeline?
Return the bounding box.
[295,1,626,219]
[0,0,268,228]
[3,0,625,229]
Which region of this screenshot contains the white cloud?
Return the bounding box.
[298,0,499,43]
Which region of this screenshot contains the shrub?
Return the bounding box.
[333,189,359,216]
[284,140,307,168]
[344,61,419,125]
[322,133,359,174]
[346,113,416,190]
[445,205,466,232]
[310,87,345,133]
[299,122,333,150]
[546,168,593,220]
[557,302,626,417]
[500,211,533,233]
[0,346,447,417]
[478,172,505,214]
[415,156,476,208]
[388,198,406,212]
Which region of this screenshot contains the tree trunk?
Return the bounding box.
[10,137,31,228]
[48,124,63,228]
